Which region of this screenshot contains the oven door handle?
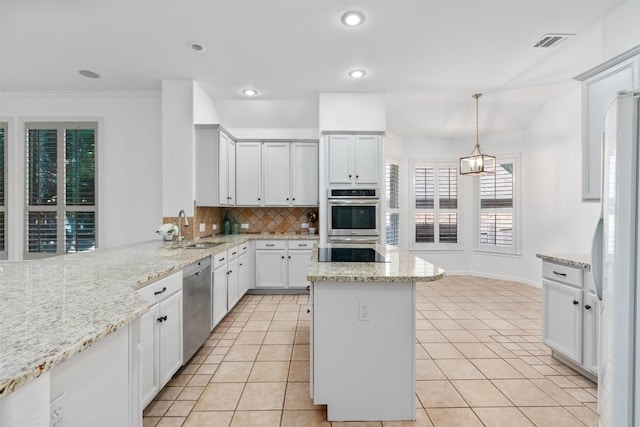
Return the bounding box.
[328,199,379,205]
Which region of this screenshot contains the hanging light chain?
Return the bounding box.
[473,93,482,149]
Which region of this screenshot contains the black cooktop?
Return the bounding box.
[318,247,387,263]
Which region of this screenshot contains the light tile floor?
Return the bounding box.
[144,276,600,427]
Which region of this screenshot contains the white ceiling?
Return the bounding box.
[0,0,623,137]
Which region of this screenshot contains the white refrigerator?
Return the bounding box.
[591,89,640,427]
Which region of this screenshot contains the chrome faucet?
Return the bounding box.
[177,209,190,243]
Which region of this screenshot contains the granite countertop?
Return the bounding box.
[307,243,445,282]
[0,233,318,399]
[536,253,591,271]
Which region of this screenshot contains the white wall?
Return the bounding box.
[162,80,195,217]
[601,0,640,60]
[395,88,599,287]
[0,91,162,258]
[226,128,319,140]
[193,82,220,125]
[319,93,386,132]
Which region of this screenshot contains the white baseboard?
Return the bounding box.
[443,270,541,289]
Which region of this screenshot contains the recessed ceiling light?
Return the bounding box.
[78,70,100,79]
[187,41,207,52]
[348,69,366,78]
[243,89,258,96]
[341,11,365,26]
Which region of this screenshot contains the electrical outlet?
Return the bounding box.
[301,223,309,229]
[199,223,205,232]
[241,223,249,229]
[212,224,217,231]
[50,392,65,427]
[358,302,370,321]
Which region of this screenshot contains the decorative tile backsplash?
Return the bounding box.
[195,206,319,237]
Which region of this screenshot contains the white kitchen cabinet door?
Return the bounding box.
[542,280,583,364]
[236,142,262,206]
[288,250,312,288]
[354,135,379,184]
[218,131,230,205]
[263,143,291,206]
[579,54,640,200]
[227,257,240,310]
[158,291,183,387]
[212,264,228,328]
[583,292,600,374]
[291,142,318,206]
[255,249,287,288]
[228,138,236,206]
[328,135,353,184]
[139,304,159,408]
[238,252,249,297]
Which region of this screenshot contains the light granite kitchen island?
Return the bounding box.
[307,243,444,422]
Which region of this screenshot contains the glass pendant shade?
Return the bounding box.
[459,93,495,176]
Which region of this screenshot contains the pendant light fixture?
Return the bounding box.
[459,93,495,176]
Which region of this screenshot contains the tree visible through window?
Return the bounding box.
[478,157,518,253]
[0,123,6,259]
[386,160,399,246]
[25,123,97,258]
[411,162,460,249]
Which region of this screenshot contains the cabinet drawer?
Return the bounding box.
[239,242,250,255]
[255,240,286,250]
[227,245,240,260]
[137,271,182,304]
[543,262,582,288]
[288,240,315,250]
[213,251,228,270]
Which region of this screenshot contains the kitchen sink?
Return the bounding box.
[184,242,223,249]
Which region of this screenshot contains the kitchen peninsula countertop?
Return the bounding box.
[0,233,318,399]
[307,243,445,282]
[536,253,591,271]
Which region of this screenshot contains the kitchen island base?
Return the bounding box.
[311,280,415,422]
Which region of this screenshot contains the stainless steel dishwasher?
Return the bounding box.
[182,256,212,363]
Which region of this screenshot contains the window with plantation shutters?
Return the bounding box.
[0,123,6,259]
[411,161,460,249]
[478,156,519,253]
[25,123,97,258]
[385,159,400,246]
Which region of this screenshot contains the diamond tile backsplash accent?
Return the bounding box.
[193,206,319,237]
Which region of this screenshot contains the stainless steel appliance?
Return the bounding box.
[318,247,387,262]
[182,256,212,362]
[327,188,380,243]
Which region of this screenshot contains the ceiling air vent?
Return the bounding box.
[532,33,574,48]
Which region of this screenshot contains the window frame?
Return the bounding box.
[23,122,98,259]
[410,160,463,251]
[385,157,400,246]
[475,153,521,255]
[0,122,7,260]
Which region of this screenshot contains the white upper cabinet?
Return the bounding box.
[328,135,352,184]
[575,48,640,201]
[263,142,291,206]
[236,143,262,206]
[235,141,318,207]
[327,134,381,186]
[195,126,236,207]
[291,142,319,206]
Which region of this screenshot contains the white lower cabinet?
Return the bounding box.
[255,240,314,289]
[212,251,229,329]
[136,272,183,408]
[541,260,598,377]
[238,243,250,297]
[542,280,582,363]
[212,245,247,329]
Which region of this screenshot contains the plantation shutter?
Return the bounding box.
[479,162,513,247]
[386,161,399,245]
[0,123,6,256]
